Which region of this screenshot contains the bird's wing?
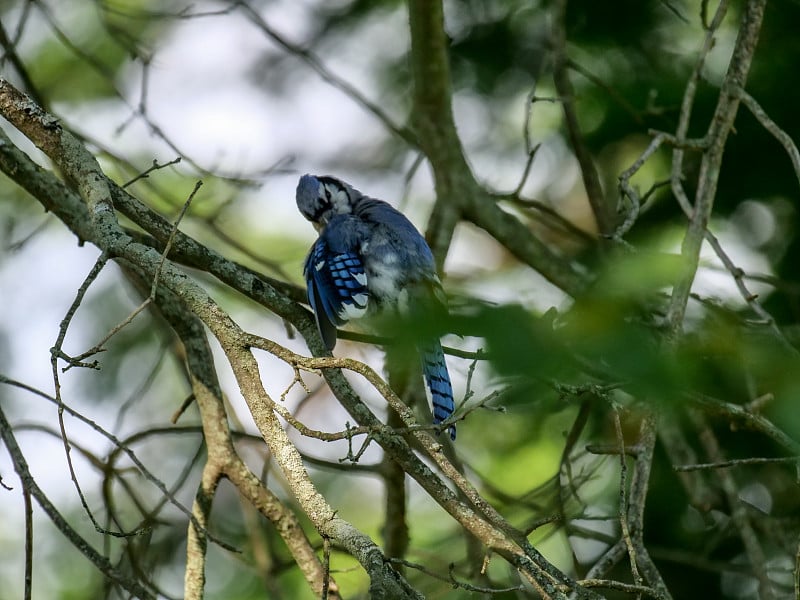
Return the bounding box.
[303,229,369,350]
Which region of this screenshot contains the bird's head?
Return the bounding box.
[296,174,358,230]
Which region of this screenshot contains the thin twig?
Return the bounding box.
[666,0,764,335]
[0,403,157,600]
[615,133,666,238]
[584,540,627,581]
[612,404,643,587]
[567,58,645,126]
[551,0,612,235]
[0,374,238,552]
[122,156,182,188]
[578,578,667,599]
[65,180,201,369]
[674,456,800,471]
[49,254,137,538]
[23,479,32,600]
[237,1,415,146]
[689,410,776,600]
[738,89,800,189]
[152,180,202,298]
[387,558,526,594]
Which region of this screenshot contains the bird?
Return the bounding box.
[296,173,456,440]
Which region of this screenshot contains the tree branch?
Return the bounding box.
[666,0,767,335]
[738,89,800,189]
[0,77,419,600]
[407,0,465,268]
[406,0,589,295]
[0,77,605,599]
[551,0,614,235]
[0,404,156,600]
[128,265,341,600]
[689,411,776,600]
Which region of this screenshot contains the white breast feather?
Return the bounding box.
[368,261,402,303]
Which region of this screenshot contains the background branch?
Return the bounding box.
[666,0,768,334]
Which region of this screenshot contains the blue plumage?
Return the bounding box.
[296,174,456,440]
[304,227,369,350]
[421,341,455,429]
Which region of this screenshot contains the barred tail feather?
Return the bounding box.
[420,341,456,440]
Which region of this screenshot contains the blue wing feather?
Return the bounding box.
[304,238,369,350]
[420,341,456,440]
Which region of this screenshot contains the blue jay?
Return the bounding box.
[296,174,456,440]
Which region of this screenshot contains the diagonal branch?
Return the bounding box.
[666,0,768,335]
[689,411,776,600]
[406,0,589,295]
[738,89,800,189]
[122,263,341,600]
[551,0,614,235]
[0,77,603,600]
[238,1,416,147]
[0,404,156,600]
[0,77,420,600]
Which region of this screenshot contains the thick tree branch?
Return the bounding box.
[407,0,464,267]
[243,337,601,599]
[0,77,603,600]
[133,268,341,600]
[407,0,588,295]
[0,78,420,600]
